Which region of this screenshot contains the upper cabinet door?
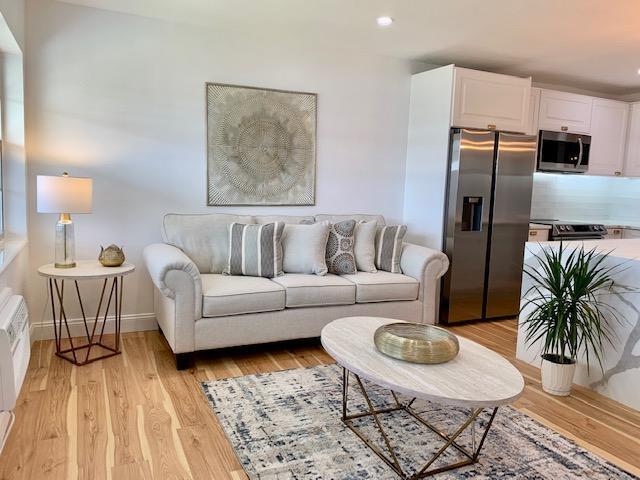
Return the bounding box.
[624,103,640,177]
[588,99,628,176]
[538,90,593,134]
[451,68,531,133]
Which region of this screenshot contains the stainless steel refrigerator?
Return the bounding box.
[440,128,537,324]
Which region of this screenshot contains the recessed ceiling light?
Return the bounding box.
[376,16,394,27]
[637,68,640,75]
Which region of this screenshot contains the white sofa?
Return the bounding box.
[143,213,449,368]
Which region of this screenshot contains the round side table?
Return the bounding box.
[38,260,135,366]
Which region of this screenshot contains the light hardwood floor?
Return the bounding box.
[1,319,639,479]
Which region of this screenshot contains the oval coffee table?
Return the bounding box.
[321,316,524,479]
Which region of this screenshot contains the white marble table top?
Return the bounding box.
[321,317,524,408]
[525,239,640,261]
[38,260,135,280]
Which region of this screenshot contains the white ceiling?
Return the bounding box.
[57,0,640,95]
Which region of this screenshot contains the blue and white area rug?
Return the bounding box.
[201,364,637,479]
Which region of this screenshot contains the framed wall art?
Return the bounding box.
[206,83,317,206]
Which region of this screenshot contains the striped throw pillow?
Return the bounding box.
[375,225,407,273]
[224,222,285,278]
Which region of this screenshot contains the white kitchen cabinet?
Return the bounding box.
[623,228,640,239]
[526,87,541,136]
[588,99,629,176]
[538,90,593,134]
[624,102,640,177]
[451,67,531,133]
[404,65,533,249]
[604,227,623,239]
[527,227,549,242]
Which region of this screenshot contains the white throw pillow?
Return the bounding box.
[354,221,377,273]
[282,222,330,275]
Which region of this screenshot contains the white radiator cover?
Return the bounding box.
[0,288,30,452]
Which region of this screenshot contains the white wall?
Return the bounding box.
[0,2,28,313]
[531,173,640,225]
[25,0,412,329]
[0,0,23,51]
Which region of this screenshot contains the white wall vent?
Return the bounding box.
[0,288,30,453]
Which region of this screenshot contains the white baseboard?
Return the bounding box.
[30,313,158,341]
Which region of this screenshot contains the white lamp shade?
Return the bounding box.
[36,175,93,214]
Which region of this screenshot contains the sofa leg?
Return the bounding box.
[176,352,193,370]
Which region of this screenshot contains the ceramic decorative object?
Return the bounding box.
[374,322,459,364]
[540,355,576,396]
[99,244,125,267]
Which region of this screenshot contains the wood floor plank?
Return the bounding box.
[76,361,108,480]
[178,425,237,480]
[141,403,192,480]
[102,355,146,468]
[181,373,245,474]
[0,390,45,480]
[2,317,639,479]
[35,356,72,441]
[27,438,67,480]
[153,348,205,428]
[27,340,54,392]
[110,460,153,480]
[266,350,304,370]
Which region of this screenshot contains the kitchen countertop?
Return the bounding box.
[528,223,551,230]
[526,238,640,260]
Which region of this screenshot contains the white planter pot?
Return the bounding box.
[540,356,576,396]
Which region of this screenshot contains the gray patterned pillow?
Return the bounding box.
[224,222,285,278]
[325,220,357,275]
[375,224,407,273]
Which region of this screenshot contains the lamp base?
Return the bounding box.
[54,262,77,269]
[55,213,76,269]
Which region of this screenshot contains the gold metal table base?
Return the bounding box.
[48,276,124,366]
[341,367,498,479]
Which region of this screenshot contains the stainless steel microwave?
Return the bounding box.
[537,130,591,174]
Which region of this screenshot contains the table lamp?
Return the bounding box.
[36,173,93,268]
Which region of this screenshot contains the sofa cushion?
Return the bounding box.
[325,220,357,275]
[375,225,407,273]
[354,221,378,273]
[341,271,418,303]
[272,274,356,307]
[282,222,330,275]
[162,213,254,274]
[224,222,285,278]
[201,274,285,317]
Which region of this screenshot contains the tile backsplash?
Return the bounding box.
[531,173,640,224]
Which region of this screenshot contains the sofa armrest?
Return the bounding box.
[143,243,203,353]
[400,243,449,324]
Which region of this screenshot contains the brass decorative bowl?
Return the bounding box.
[374,322,459,364]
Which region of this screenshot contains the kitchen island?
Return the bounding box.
[517,239,640,410]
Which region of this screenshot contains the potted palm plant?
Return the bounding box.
[521,243,624,396]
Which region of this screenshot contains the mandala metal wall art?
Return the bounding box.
[206,83,317,205]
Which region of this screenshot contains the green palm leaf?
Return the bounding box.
[520,242,633,374]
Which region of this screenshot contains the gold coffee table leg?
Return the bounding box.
[340,367,499,479]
